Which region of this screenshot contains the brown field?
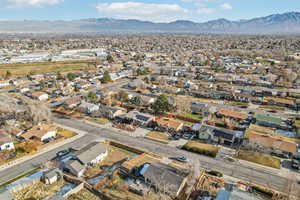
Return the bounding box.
[0,60,93,76]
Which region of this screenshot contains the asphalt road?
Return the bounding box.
[0,134,98,185]
[0,115,299,197]
[53,116,299,196]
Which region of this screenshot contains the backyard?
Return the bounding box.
[84,145,134,177]
[13,179,66,200]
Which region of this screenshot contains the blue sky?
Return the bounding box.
[0,0,299,22]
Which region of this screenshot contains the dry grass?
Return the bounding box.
[182,141,219,158]
[68,189,102,200]
[91,118,110,125]
[236,150,281,169]
[13,179,65,200]
[147,131,170,141]
[184,141,219,152]
[58,128,77,138]
[0,60,92,76]
[84,145,134,177]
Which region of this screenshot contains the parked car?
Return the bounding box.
[292,159,300,170]
[293,154,300,161]
[56,149,70,158]
[169,156,188,163]
[271,150,289,159]
[171,134,181,140]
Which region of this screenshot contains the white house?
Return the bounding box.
[31,92,49,101]
[76,142,108,166]
[21,125,57,142]
[0,80,10,88]
[0,130,14,151]
[60,142,108,177]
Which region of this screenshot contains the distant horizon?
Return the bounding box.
[0,0,299,23]
[0,11,299,23]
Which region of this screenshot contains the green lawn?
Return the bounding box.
[180,112,203,121]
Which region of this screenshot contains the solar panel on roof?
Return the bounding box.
[136,114,150,121]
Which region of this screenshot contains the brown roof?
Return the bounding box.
[31,92,47,97]
[121,153,159,173]
[264,97,295,106]
[155,117,183,131]
[22,125,56,140]
[218,108,247,120]
[247,131,297,153]
[0,130,12,145]
[65,96,81,106]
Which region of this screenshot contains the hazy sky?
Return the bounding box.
[0,0,299,22]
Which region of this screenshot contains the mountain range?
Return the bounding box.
[1,12,300,34]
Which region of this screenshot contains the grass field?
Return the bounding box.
[182,141,219,158]
[236,150,281,169]
[0,60,93,76]
[179,112,203,121]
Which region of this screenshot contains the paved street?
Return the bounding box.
[0,115,299,197]
[0,134,98,185]
[53,116,300,196]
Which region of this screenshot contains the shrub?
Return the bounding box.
[207,170,223,177]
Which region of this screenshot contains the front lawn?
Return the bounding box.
[182,141,219,158]
[236,150,281,169]
[91,118,110,125]
[57,128,77,138]
[145,131,170,144]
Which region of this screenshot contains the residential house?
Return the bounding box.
[0,80,10,88]
[255,114,291,130]
[263,97,297,110]
[136,162,188,198]
[41,168,61,185]
[93,106,126,119]
[191,102,209,115]
[75,142,108,166]
[212,127,237,145]
[245,128,298,154]
[30,91,49,101]
[0,130,14,151]
[217,108,248,121]
[128,79,144,89]
[154,117,183,132]
[64,96,82,109]
[60,142,108,177]
[119,111,154,127]
[78,102,99,114]
[21,124,57,142]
